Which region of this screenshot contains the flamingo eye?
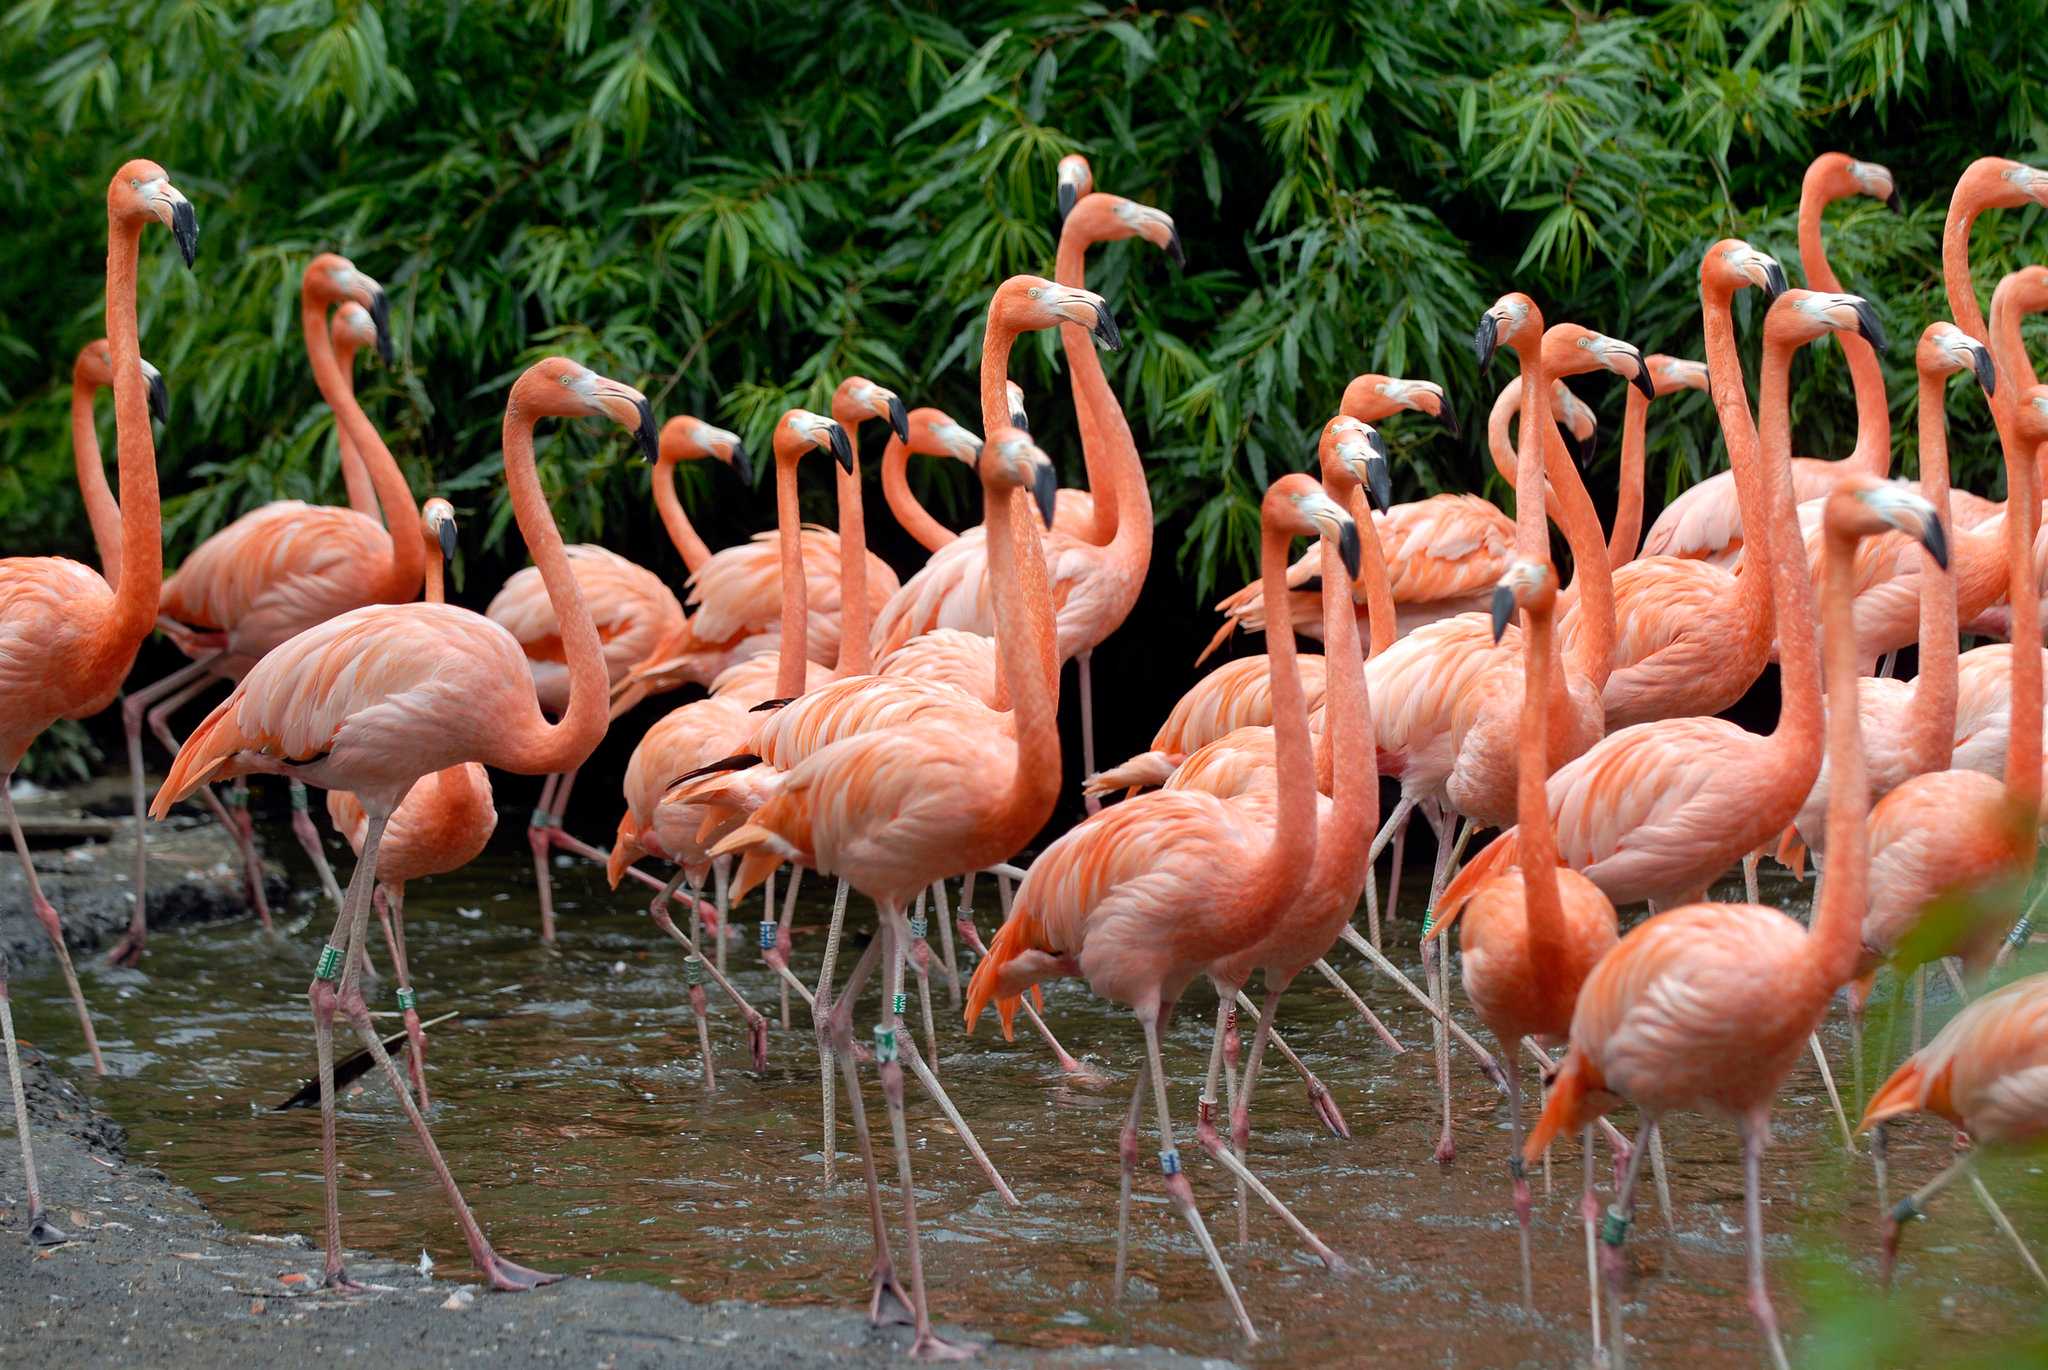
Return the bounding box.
[1027,287,1042,300]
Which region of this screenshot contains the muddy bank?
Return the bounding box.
[2,777,287,968]
[1,1032,1223,1368]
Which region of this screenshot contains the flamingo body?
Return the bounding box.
[486,544,683,711]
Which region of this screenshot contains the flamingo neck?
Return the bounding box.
[1758,335,1825,756]
[1056,220,1118,545]
[772,444,808,698]
[1800,186,1891,477]
[1609,387,1648,566]
[1312,531,1373,889]
[71,371,123,589]
[1946,183,2021,457]
[1346,486,1396,655]
[499,402,607,775]
[1251,521,1320,913]
[983,478,1061,836]
[423,537,445,605]
[328,336,379,521]
[1517,590,1569,966]
[301,295,421,600]
[104,215,162,652]
[1989,291,2048,492]
[1703,279,1774,625]
[981,320,1059,696]
[2007,434,2042,820]
[880,434,956,552]
[652,456,713,573]
[831,414,871,677]
[1814,520,1873,988]
[1907,370,1960,773]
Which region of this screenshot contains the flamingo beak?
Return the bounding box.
[730,442,754,485]
[1086,298,1122,352]
[1165,222,1185,269]
[1627,350,1656,400]
[142,363,168,422]
[1970,342,1997,398]
[1762,259,1789,301]
[370,287,394,366]
[1489,583,1516,644]
[1033,462,1059,528]
[436,516,459,565]
[886,394,910,443]
[1058,181,1078,225]
[1431,390,1461,439]
[1473,313,1500,368]
[631,397,658,463]
[167,195,199,268]
[1850,298,1890,353]
[826,421,854,472]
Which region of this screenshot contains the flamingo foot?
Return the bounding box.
[481,1255,564,1292]
[105,930,144,969]
[322,1267,369,1294]
[27,1207,70,1246]
[909,1329,980,1361]
[1434,1133,1456,1166]
[869,1264,916,1326]
[747,1013,769,1072]
[1306,1079,1350,1138]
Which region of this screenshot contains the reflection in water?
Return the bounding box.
[26,842,2046,1363]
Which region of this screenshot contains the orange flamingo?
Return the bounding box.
[876,406,987,553]
[707,429,1069,1359]
[1525,474,1946,1370]
[1,161,193,1149]
[327,301,391,521]
[966,472,1355,1346]
[1608,355,1710,566]
[1642,153,1897,564]
[66,339,167,587]
[1862,971,2048,1291]
[325,499,492,1112]
[1438,283,1868,915]
[121,253,416,960]
[1961,265,2048,640]
[151,358,655,1292]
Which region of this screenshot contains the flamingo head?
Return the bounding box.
[1004,380,1030,431]
[1490,558,1557,643]
[1474,293,1540,368]
[906,408,982,463]
[776,407,854,472]
[836,376,910,443]
[991,276,1121,351]
[978,427,1060,529]
[330,301,382,368]
[306,254,393,364]
[658,417,751,483]
[1918,323,1995,398]
[2018,386,2048,448]
[1647,355,1710,400]
[1703,239,1787,301]
[1322,416,1393,513]
[1343,374,1460,439]
[1070,195,1184,267]
[421,498,459,565]
[1547,324,1656,399]
[1056,154,1093,223]
[1809,152,1903,214]
[1769,289,1888,353]
[1826,477,1947,569]
[78,341,168,421]
[110,160,198,268]
[1267,472,1361,583]
[1552,381,1599,466]
[516,359,657,463]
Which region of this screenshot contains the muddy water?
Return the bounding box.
[22,841,2046,1364]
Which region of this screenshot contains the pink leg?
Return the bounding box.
[114,657,219,965]
[1078,651,1101,817]
[820,933,913,1326]
[1503,1040,1534,1306]
[1,964,64,1244]
[1600,1117,1657,1369]
[648,872,769,1073]
[951,899,1103,1083]
[224,779,275,933]
[1112,1064,1146,1297]
[527,773,560,943]
[375,885,429,1111]
[3,776,102,1076]
[290,782,345,913]
[1422,807,1458,1164]
[1738,1114,1791,1370]
[145,671,275,937]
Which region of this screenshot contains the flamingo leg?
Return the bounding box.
[686,873,716,1090]
[1966,1170,2048,1293]
[309,811,383,1289]
[289,782,346,914]
[224,778,276,933]
[1,963,63,1244]
[905,890,940,1069]
[147,674,275,936]
[874,908,979,1359]
[1503,1041,1533,1306]
[931,880,962,1009]
[1581,1125,1603,1359]
[953,891,1101,1082]
[1211,987,1348,1271]
[114,656,220,964]
[821,932,912,1327]
[1808,1033,1856,1152]
[1232,991,1351,1137]
[1112,1065,1146,1298]
[1333,929,1506,1089]
[1522,1040,1646,1216]
[527,773,560,943]
[712,857,730,978]
[1078,651,1100,817]
[1600,1117,1658,1370]
[1737,1113,1791,1370]
[1743,851,1760,904]
[647,871,768,1074]
[1296,961,1402,1054]
[374,884,429,1112]
[1141,1004,1258,1344]
[813,878,852,1189]
[1383,808,1410,945]
[760,868,815,1017]
[1422,807,1458,1164]
[1366,794,1417,937]
[2,776,102,1076]
[1882,1151,1972,1287]
[1912,964,1926,1050]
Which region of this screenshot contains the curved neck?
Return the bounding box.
[331,342,379,519]
[1759,335,1825,752]
[2007,432,2041,818]
[1610,387,1648,566]
[881,435,957,552]
[1055,223,1118,545]
[1313,531,1373,883]
[1251,521,1320,903]
[1946,194,2022,457]
[1509,363,1549,556]
[981,320,1060,696]
[71,374,123,588]
[302,295,421,599]
[1347,486,1396,655]
[1906,370,1960,773]
[652,457,714,573]
[773,447,808,697]
[105,216,162,647]
[1814,521,1873,987]
[1704,280,1775,624]
[499,403,608,774]
[983,477,1062,829]
[423,536,445,605]
[1800,189,1891,476]
[1990,292,2048,491]
[1517,592,1569,966]
[833,421,872,677]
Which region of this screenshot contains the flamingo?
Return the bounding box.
[120,253,415,961]
[1782,324,1993,868]
[1862,971,2048,1291]
[702,427,1070,1360]
[0,161,194,1179]
[65,339,168,587]
[1608,355,1710,566]
[324,499,493,1112]
[966,472,1356,1346]
[1961,265,2048,641]
[151,357,656,1292]
[876,406,989,554]
[870,193,1158,805]
[1436,282,1868,916]
[1641,153,1899,564]
[1524,474,1947,1370]
[326,301,390,522]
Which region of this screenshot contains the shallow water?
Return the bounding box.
[21,836,2048,1364]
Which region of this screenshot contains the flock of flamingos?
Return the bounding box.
[7,149,2048,1366]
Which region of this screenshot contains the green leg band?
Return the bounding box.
[314,945,344,982]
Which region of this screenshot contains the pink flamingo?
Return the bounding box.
[1,161,193,1145]
[1607,355,1710,566]
[1525,474,1946,1370]
[1961,265,2048,640]
[966,472,1356,1346]
[122,253,417,960]
[152,357,655,1292]
[65,339,167,588]
[325,499,493,1111]
[876,406,989,553]
[1641,153,1897,564]
[1863,971,2048,1291]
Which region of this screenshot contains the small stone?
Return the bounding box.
[441,1287,475,1311]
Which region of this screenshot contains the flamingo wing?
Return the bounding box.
[159,503,400,663]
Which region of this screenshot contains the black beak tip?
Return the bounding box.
[1885,188,1905,215]
[886,395,910,444]
[1854,300,1890,353]
[1433,396,1461,440]
[732,444,755,485]
[369,288,394,366]
[631,399,658,464]
[437,518,459,565]
[1973,347,1997,398]
[1338,521,1362,582]
[146,371,169,423]
[1630,360,1657,400]
[171,201,199,268]
[1366,456,1393,515]
[1489,585,1515,643]
[1033,464,1059,528]
[828,422,855,472]
[1009,406,1029,433]
[1166,226,1186,269]
[1473,315,1499,368]
[1763,262,1789,301]
[1057,182,1077,225]
[1922,516,1950,571]
[1089,300,1123,352]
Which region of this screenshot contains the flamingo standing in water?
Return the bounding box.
[967,472,1356,1347]
[1525,474,1947,1370]
[324,499,494,1111]
[152,358,656,1292]
[1642,153,1901,564]
[1,163,193,1172]
[1862,971,2048,1291]
[123,253,415,960]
